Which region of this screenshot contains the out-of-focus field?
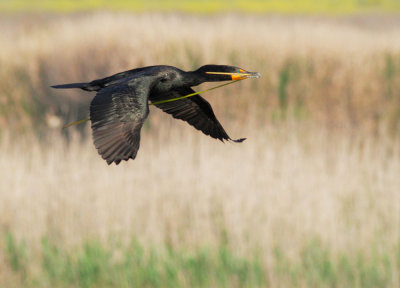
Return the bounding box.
[1,12,400,287]
[2,0,400,14]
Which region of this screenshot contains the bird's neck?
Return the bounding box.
[183,71,207,86]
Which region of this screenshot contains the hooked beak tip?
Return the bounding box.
[249,72,261,79]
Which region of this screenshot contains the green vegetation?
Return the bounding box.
[3,233,399,287]
[4,233,265,288]
[274,239,396,288]
[1,0,400,14]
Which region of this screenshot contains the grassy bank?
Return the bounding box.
[1,0,400,14]
[1,13,400,287]
[2,233,399,287]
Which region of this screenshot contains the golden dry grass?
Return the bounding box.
[0,13,400,287]
[1,13,400,133]
[1,125,400,286]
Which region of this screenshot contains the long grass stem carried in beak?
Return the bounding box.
[63,70,261,128]
[150,79,245,105]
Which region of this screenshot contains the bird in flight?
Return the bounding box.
[52,65,261,165]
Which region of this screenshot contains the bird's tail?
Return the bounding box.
[51,82,89,90]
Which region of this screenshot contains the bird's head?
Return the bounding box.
[195,65,261,82]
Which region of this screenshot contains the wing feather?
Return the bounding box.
[150,88,245,142]
[90,81,150,165]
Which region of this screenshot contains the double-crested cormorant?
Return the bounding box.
[52,65,261,165]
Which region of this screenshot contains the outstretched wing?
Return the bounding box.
[90,81,150,165]
[150,87,245,142]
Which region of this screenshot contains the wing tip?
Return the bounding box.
[104,154,138,165]
[219,137,246,143]
[231,137,246,143]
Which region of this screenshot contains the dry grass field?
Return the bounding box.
[0,13,400,287]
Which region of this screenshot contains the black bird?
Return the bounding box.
[52,65,261,165]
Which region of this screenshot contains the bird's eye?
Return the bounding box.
[160,78,168,83]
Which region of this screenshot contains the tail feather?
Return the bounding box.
[51,82,89,89]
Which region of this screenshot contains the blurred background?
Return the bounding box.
[1,1,400,287]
